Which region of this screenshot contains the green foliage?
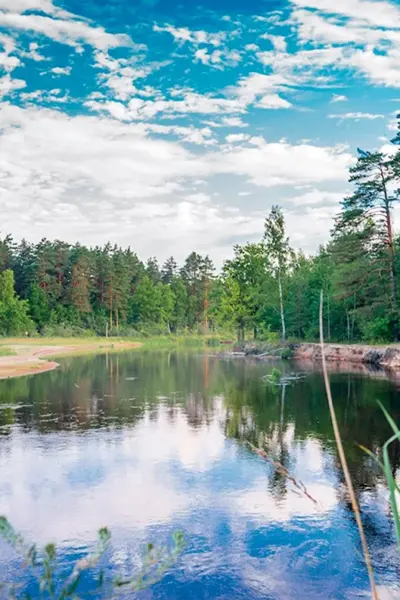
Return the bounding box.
[269,368,282,383]
[0,517,185,599]
[280,346,292,360]
[27,284,51,330]
[0,270,34,336]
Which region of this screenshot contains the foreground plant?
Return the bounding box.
[360,402,400,548]
[0,517,184,599]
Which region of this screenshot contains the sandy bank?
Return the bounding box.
[0,340,142,380]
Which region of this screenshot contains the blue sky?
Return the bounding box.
[0,0,399,265]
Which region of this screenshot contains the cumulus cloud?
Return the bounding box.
[0,0,137,52]
[0,102,354,261]
[290,0,400,29]
[50,66,71,75]
[286,0,400,88]
[0,12,133,50]
[205,138,353,187]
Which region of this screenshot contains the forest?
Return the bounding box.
[1,116,399,343]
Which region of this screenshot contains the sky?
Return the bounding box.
[0,0,399,266]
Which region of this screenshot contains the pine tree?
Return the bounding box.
[161,257,177,284]
[27,283,50,331]
[335,149,399,340]
[68,254,91,316]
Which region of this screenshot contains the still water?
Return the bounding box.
[0,351,400,598]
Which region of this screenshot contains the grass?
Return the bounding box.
[0,337,129,346]
[0,346,16,357]
[137,333,231,350]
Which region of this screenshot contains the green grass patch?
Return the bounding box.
[0,347,16,357]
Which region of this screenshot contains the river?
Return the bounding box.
[0,350,399,598]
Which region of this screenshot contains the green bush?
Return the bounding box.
[359,316,392,343]
[280,346,293,360]
[41,324,97,338]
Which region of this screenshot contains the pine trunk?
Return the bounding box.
[380,164,398,341]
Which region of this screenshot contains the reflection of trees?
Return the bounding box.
[220,362,400,502]
[1,351,399,504]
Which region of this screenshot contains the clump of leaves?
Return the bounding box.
[0,518,184,599]
[267,368,282,385]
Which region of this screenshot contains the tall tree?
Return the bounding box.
[161,257,177,284]
[264,207,293,342]
[220,243,267,341]
[0,270,33,335]
[335,149,399,340]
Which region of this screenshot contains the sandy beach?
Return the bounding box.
[0,339,142,379]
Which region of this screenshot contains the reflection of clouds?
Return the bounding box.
[0,394,394,600]
[0,405,225,544]
[134,405,225,471]
[235,479,337,522]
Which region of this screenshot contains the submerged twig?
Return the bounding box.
[245,441,319,507]
[319,290,379,600]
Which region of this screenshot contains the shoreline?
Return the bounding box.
[292,342,400,370]
[225,341,400,372]
[0,339,142,380]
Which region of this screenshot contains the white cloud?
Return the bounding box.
[194,47,241,68]
[226,133,250,143]
[230,72,292,109]
[290,0,400,29]
[289,3,400,88]
[153,23,241,69]
[147,123,216,145]
[260,33,287,52]
[205,138,353,187]
[0,10,134,51]
[345,47,400,88]
[328,112,385,120]
[0,74,25,96]
[257,46,345,87]
[153,23,225,47]
[245,43,259,52]
[0,36,20,72]
[0,0,70,17]
[221,116,248,127]
[257,94,292,109]
[331,94,347,103]
[50,65,71,75]
[185,192,211,203]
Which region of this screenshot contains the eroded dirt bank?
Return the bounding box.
[292,343,400,370]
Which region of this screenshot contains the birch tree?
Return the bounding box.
[264,206,293,343]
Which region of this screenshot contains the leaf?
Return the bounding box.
[45,543,56,561]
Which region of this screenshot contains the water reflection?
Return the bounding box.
[0,351,399,599]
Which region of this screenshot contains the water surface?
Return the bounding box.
[0,351,399,598]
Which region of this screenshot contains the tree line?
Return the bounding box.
[0,116,399,342]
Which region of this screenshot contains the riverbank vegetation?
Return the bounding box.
[0,117,399,344]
